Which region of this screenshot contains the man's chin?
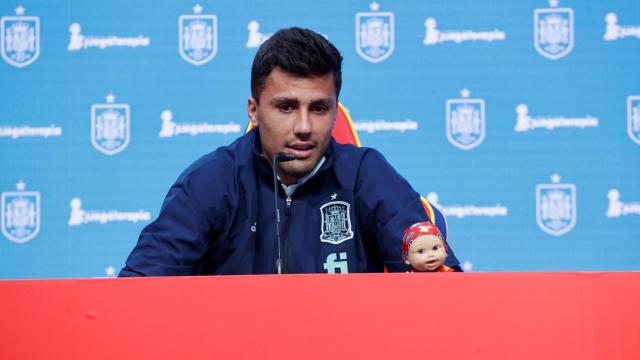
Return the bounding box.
[280,159,317,182]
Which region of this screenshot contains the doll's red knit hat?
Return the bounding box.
[402,221,446,261]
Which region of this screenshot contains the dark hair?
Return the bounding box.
[250,27,343,102]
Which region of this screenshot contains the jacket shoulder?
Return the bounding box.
[331,142,383,169]
[177,134,252,184]
[332,143,400,180]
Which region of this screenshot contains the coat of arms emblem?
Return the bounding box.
[1,6,39,68]
[627,95,640,145]
[446,89,485,150]
[355,2,394,63]
[536,174,576,236]
[1,181,40,244]
[320,201,354,244]
[534,0,574,60]
[91,93,130,155]
[179,4,217,66]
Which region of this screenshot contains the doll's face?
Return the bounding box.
[404,234,447,271]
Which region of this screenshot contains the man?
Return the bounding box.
[120,27,460,276]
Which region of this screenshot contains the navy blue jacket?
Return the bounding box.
[120,129,459,276]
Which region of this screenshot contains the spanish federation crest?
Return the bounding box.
[179,4,217,66]
[1,6,39,68]
[446,89,485,150]
[627,95,640,145]
[536,174,576,236]
[1,181,40,244]
[91,93,130,155]
[355,2,394,63]
[534,0,574,60]
[320,201,354,244]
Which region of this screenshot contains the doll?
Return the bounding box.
[402,221,454,272]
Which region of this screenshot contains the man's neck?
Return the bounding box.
[279,156,326,195]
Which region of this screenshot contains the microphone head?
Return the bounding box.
[275,152,296,162]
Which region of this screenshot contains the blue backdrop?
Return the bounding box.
[1,0,639,279]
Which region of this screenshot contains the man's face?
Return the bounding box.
[405,235,448,272]
[248,68,337,184]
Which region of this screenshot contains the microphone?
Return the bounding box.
[273,151,295,274]
[275,152,295,162]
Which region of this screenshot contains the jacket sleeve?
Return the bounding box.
[119,155,229,277]
[355,149,460,272]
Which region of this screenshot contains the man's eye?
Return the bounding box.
[279,104,294,112]
[417,249,424,254]
[312,105,328,113]
[432,245,440,251]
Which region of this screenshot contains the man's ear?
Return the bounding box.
[248,97,258,127]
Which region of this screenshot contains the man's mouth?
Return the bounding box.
[286,143,315,159]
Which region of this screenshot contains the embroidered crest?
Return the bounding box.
[1,181,40,244]
[534,0,574,60]
[320,201,354,244]
[627,95,640,145]
[355,2,394,63]
[536,174,576,236]
[446,89,485,150]
[179,4,217,66]
[1,6,39,68]
[91,93,130,156]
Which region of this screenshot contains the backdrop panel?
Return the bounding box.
[1,0,639,278]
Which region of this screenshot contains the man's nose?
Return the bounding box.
[293,109,311,136]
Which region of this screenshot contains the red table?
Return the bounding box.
[1,272,639,359]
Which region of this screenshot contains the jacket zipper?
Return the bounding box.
[281,194,292,272]
[285,196,292,215]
